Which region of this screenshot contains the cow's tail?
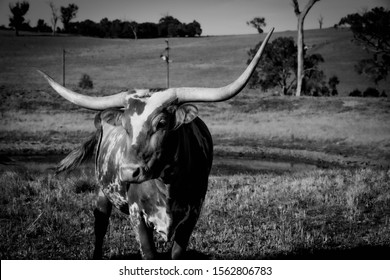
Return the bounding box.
[55,129,101,174]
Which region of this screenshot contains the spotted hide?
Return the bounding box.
[92,100,212,259]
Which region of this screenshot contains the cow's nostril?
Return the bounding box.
[133,168,141,178]
[120,165,143,182]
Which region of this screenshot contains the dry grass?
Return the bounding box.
[1,95,389,163]
[1,167,389,259]
[207,97,390,144]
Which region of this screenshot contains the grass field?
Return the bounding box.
[0,29,389,259]
[1,167,389,259]
[1,28,389,94]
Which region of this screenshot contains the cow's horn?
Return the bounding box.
[175,28,274,103]
[37,70,126,110]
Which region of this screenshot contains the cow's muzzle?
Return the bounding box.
[119,164,146,183]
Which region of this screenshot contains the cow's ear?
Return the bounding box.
[174,104,198,129]
[95,109,123,129]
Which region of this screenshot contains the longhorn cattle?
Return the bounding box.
[38,29,273,259]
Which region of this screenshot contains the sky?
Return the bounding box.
[0,0,389,35]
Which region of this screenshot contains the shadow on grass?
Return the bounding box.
[266,245,390,260]
[109,250,211,260]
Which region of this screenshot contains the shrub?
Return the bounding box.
[78,74,93,89]
[363,87,380,97]
[349,89,361,97]
[328,75,339,96]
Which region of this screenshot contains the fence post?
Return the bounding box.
[166,40,169,88]
[62,49,65,86]
[160,40,171,88]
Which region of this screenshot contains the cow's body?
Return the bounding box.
[92,109,212,258]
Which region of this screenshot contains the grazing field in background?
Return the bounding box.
[0,28,390,259]
[0,28,389,94]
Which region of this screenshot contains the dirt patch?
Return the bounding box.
[213,144,388,170]
[343,100,361,108]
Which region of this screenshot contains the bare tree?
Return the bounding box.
[291,0,320,96]
[318,14,323,29]
[48,1,59,36]
[129,21,138,40]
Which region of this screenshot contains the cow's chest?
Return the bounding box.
[100,179,199,242]
[101,180,129,214]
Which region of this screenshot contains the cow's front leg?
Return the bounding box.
[129,204,156,259]
[171,203,202,260]
[137,215,156,259]
[93,189,112,259]
[171,240,186,260]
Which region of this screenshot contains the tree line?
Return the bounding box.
[68,16,202,39]
[5,1,202,38]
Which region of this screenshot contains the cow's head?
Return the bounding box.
[115,89,200,182]
[39,29,273,183]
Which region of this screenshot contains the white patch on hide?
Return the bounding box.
[128,90,176,146]
[143,206,171,241]
[101,129,124,175]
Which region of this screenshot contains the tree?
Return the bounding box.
[328,75,340,96]
[247,37,326,96]
[138,22,158,38]
[36,19,52,33]
[99,18,111,37]
[304,53,326,95]
[291,0,321,96]
[110,19,122,38]
[339,7,390,85]
[8,1,30,36]
[76,20,104,37]
[129,21,138,40]
[318,14,323,29]
[186,20,202,37]
[48,2,59,36]
[247,17,266,34]
[247,37,297,95]
[60,3,78,33]
[158,15,181,37]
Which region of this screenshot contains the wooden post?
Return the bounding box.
[165,39,170,88]
[160,40,171,88]
[62,49,65,86]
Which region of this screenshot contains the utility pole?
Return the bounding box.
[160,39,172,88]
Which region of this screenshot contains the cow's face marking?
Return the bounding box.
[127,97,146,116]
[118,90,198,183]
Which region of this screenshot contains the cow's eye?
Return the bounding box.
[156,118,168,130]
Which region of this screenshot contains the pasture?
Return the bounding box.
[0,28,390,259]
[1,168,389,259]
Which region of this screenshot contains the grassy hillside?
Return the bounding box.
[0,28,388,95]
